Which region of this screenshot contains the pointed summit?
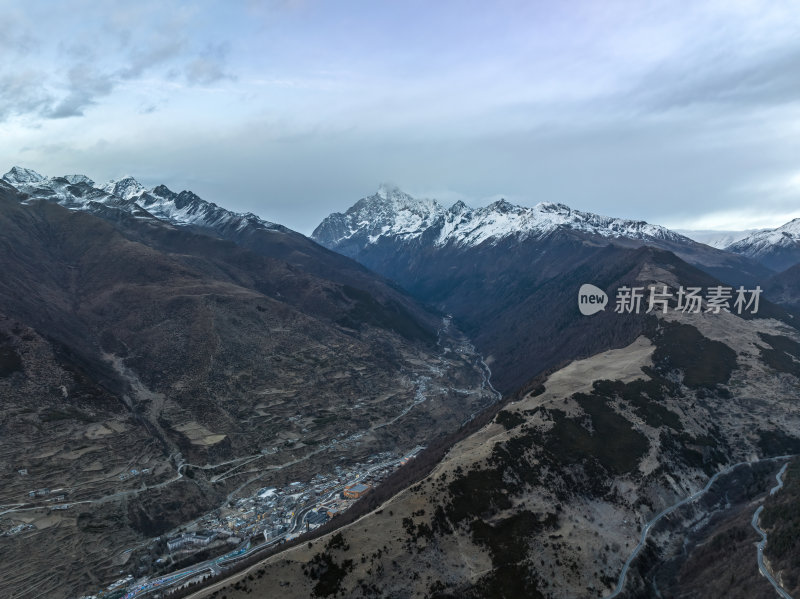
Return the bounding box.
[3,166,45,185]
[726,216,800,271]
[101,176,146,200]
[151,184,177,200]
[486,198,518,213]
[447,200,471,214]
[313,187,446,249]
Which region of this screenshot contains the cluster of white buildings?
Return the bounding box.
[166,530,217,552]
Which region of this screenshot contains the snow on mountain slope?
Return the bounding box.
[314,185,776,290]
[725,218,800,271]
[138,184,280,232]
[3,166,46,185]
[727,219,800,251]
[316,184,446,245]
[100,176,146,200]
[313,185,691,250]
[675,229,755,249]
[64,174,95,186]
[1,166,280,233]
[449,199,687,247]
[2,168,127,211]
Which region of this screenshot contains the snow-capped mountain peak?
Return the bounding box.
[368,184,442,216]
[725,217,800,271]
[486,198,518,213]
[151,184,174,198]
[134,184,273,231]
[321,186,445,245]
[765,217,800,239]
[2,167,111,209]
[100,176,146,201]
[447,200,471,215]
[727,218,800,251]
[3,166,46,185]
[2,166,281,239]
[313,186,690,253]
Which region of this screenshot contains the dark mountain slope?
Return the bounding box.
[313,191,778,391]
[470,241,791,394]
[191,245,800,599]
[765,262,800,314]
[0,180,496,599]
[0,181,458,458]
[1,170,430,331]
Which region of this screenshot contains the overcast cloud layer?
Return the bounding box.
[2,0,799,234]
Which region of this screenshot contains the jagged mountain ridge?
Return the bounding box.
[726,217,800,272]
[313,185,774,287]
[314,183,689,254]
[3,166,286,234]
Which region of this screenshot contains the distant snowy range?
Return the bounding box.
[4,167,800,273]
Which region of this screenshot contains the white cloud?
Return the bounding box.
[3,0,800,234]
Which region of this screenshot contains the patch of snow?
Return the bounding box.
[676,229,756,249]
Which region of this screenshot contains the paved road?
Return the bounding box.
[609,455,794,598]
[122,543,253,598]
[751,463,793,599]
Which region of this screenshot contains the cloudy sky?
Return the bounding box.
[2,0,800,234]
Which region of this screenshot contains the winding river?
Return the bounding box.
[751,462,793,599]
[609,455,794,598]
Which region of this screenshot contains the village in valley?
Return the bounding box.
[80,446,425,599]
